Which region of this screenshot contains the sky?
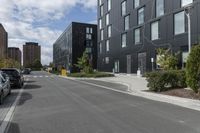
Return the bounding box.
[0,0,97,65]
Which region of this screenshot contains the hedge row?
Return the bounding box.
[68,72,114,78]
[145,70,187,92]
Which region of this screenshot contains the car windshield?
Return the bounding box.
[1,70,19,77]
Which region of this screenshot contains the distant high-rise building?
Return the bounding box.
[23,42,41,67]
[0,23,8,59]
[8,47,22,66]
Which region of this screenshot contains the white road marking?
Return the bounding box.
[0,78,29,133]
[25,75,54,78]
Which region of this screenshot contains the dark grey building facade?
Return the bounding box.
[97,0,199,74]
[53,22,97,72]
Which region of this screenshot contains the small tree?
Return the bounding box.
[0,58,20,69]
[75,51,93,74]
[186,45,200,93]
[156,48,179,70]
[32,59,42,70]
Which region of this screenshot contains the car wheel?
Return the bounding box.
[8,88,11,95]
[0,91,4,105]
[18,81,22,88]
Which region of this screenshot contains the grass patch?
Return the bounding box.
[68,72,114,78]
[50,70,60,75]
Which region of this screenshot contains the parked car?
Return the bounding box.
[0,71,11,105]
[22,68,30,74]
[1,68,24,88]
[27,68,31,73]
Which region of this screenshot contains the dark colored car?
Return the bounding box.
[0,71,11,105]
[22,68,30,74]
[1,68,24,88]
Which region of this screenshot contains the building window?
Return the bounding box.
[86,27,93,34]
[90,28,93,34]
[108,0,111,11]
[181,0,193,7]
[138,7,144,25]
[100,5,104,17]
[106,13,110,25]
[106,40,110,52]
[134,28,141,44]
[101,29,104,40]
[125,15,130,30]
[174,11,185,35]
[121,1,127,16]
[86,41,93,47]
[108,25,112,38]
[99,0,102,6]
[156,0,164,17]
[105,57,110,64]
[151,21,159,40]
[85,48,92,53]
[99,19,102,29]
[86,27,90,33]
[121,33,127,48]
[99,43,102,54]
[134,0,140,8]
[86,34,92,40]
[182,51,189,68]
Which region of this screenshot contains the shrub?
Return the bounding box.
[186,45,200,93]
[146,70,187,92]
[156,48,179,70]
[68,72,114,78]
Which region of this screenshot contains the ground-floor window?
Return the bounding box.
[182,51,189,68]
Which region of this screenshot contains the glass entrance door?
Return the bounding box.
[114,60,119,73]
[127,55,131,74]
[138,52,146,74]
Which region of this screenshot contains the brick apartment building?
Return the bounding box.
[23,42,41,67]
[8,47,22,66]
[0,23,8,59]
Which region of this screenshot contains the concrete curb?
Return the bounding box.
[60,75,200,112]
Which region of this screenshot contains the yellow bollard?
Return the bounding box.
[61,69,67,76]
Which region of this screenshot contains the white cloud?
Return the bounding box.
[0,0,97,65]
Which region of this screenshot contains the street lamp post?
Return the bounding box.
[185,10,191,53]
[184,3,194,54]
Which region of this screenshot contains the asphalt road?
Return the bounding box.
[5,71,200,133]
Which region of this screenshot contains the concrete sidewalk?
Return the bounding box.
[88,74,200,111]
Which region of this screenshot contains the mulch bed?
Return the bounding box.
[159,89,200,100]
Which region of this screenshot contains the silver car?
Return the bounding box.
[0,71,11,105]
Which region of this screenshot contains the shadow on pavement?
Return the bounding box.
[17,92,32,106]
[24,84,41,90]
[24,80,36,84]
[6,122,21,133]
[0,92,18,109]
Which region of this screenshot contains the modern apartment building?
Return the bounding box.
[8,47,22,66]
[53,22,97,72]
[97,0,198,74]
[0,23,8,59]
[23,42,41,67]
